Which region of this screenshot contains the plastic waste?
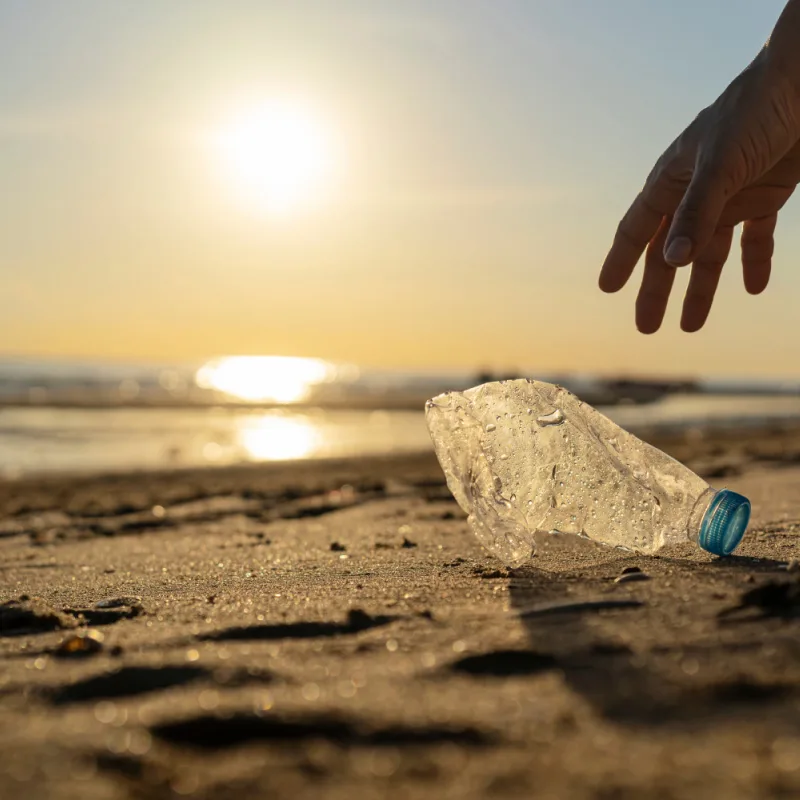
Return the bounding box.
[425,379,750,566]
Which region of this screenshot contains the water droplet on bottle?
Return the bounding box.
[536,409,565,427]
[485,424,496,432]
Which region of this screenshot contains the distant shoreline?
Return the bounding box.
[3,398,800,480]
[0,384,798,412]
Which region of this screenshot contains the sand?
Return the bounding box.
[2,426,800,800]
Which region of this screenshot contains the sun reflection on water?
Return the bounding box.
[195,356,337,404]
[239,415,321,460]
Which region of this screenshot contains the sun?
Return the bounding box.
[216,99,336,215]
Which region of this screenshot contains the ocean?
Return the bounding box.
[1,356,799,477]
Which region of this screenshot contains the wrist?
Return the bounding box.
[765,1,800,91]
[761,46,800,108]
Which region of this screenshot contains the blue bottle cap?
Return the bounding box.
[698,489,750,556]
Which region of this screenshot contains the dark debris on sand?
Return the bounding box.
[0,596,77,637]
[719,578,800,620]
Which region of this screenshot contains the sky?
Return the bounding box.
[0,0,797,377]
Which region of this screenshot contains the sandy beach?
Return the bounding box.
[8,1,800,798]
[2,425,800,800]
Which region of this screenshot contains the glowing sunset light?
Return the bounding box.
[195,356,337,404]
[239,414,321,460]
[215,99,337,215]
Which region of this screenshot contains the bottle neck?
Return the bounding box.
[687,487,717,545]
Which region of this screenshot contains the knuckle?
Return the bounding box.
[662,161,693,190]
[648,159,690,195]
[742,226,775,258]
[697,143,739,179]
[675,201,704,224]
[615,216,645,249]
[743,240,774,261]
[645,139,692,188]
[640,282,667,299]
[691,259,720,274]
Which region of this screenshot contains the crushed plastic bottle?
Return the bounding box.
[425,379,750,567]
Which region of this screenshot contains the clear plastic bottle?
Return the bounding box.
[425,379,750,567]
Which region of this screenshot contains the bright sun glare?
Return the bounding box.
[216,99,335,215]
[195,356,336,404]
[239,415,321,461]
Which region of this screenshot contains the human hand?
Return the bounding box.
[600,49,800,332]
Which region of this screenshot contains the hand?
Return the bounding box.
[600,49,800,332]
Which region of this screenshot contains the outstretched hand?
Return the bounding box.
[600,49,800,332]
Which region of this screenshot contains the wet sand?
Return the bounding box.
[2,426,800,799]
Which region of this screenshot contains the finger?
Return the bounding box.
[600,192,663,293]
[680,225,735,332]
[665,151,741,267]
[741,213,777,295]
[635,216,675,334]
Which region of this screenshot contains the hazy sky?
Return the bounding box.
[1,0,797,376]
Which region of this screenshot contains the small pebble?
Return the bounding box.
[55,629,105,658]
[95,596,141,609]
[330,542,347,552]
[614,572,651,584]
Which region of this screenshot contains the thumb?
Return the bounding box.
[664,153,740,266]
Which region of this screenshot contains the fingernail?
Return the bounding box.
[664,237,692,265]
